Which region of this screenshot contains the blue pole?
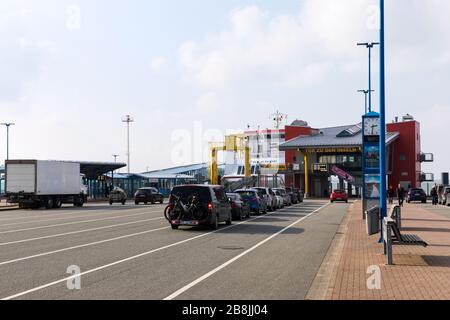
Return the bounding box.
[379,0,387,220]
[368,47,372,112]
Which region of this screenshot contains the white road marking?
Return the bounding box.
[0,205,165,223]
[0,207,163,228]
[0,211,156,234]
[163,203,329,300]
[0,226,170,267]
[0,203,327,300]
[0,217,164,246]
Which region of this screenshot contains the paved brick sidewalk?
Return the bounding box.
[308,201,450,300]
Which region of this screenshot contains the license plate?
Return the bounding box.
[336,198,342,200]
[180,220,199,226]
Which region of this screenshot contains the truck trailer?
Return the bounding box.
[5,160,88,209]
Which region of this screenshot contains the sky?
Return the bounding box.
[0,0,449,176]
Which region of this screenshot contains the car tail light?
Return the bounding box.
[208,202,213,210]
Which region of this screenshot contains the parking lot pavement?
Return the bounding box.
[0,200,349,300]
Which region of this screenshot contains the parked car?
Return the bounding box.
[441,187,450,205]
[134,187,164,205]
[294,188,304,203]
[330,190,348,203]
[273,188,292,206]
[109,187,127,205]
[254,187,277,211]
[406,188,427,203]
[235,189,267,215]
[168,185,232,230]
[437,184,445,204]
[227,193,250,220]
[446,192,450,207]
[285,187,298,204]
[273,190,284,209]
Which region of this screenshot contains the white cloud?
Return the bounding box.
[196,92,221,113]
[149,56,167,72]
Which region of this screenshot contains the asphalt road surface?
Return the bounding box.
[0,200,350,300]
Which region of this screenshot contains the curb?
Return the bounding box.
[0,206,19,212]
[305,201,354,300]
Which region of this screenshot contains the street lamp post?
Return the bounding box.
[357,42,379,113]
[1,123,15,160]
[379,0,387,220]
[112,154,119,188]
[357,90,375,114]
[122,115,134,174]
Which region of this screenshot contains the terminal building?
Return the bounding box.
[279,114,434,197]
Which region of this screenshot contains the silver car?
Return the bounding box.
[109,187,127,205]
[273,190,284,209]
[254,187,277,211]
[274,188,292,206]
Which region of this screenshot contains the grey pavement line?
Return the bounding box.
[0,211,157,235]
[164,202,330,300]
[305,202,353,300]
[0,207,163,227]
[1,202,325,300]
[0,217,164,246]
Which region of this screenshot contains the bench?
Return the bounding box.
[389,205,402,230]
[382,217,428,265]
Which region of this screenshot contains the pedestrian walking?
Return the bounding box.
[388,185,395,204]
[431,185,438,205]
[397,184,405,207]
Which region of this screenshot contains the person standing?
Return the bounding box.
[397,184,405,207]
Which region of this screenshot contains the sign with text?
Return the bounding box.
[305,147,360,154]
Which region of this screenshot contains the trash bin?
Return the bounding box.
[366,206,380,235]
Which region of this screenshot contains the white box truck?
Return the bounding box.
[5,160,88,209]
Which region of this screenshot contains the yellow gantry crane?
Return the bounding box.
[209,134,251,185]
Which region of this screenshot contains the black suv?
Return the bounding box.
[167,185,232,230]
[134,187,164,205]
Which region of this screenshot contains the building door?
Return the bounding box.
[314,179,321,197]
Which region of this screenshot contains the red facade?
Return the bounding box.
[284,125,314,187]
[387,121,421,189]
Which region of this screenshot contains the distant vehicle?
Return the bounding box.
[109,187,127,205]
[273,188,292,206]
[441,187,450,205]
[227,193,250,220]
[406,188,427,203]
[134,187,164,205]
[330,190,348,203]
[273,190,285,209]
[254,187,277,211]
[437,184,445,204]
[165,185,232,230]
[294,188,304,203]
[235,189,267,215]
[5,160,88,209]
[446,192,450,207]
[285,187,298,204]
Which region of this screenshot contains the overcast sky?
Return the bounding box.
[1,0,449,175]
